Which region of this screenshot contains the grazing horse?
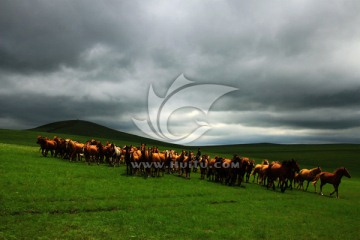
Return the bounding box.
[312,167,351,198]
[267,159,300,192]
[297,167,322,191]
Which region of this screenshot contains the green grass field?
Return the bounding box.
[1,128,359,240]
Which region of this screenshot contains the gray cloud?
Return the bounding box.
[1,0,360,144]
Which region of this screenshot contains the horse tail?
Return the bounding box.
[312,173,322,186]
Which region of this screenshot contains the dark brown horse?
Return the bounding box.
[267,159,300,192]
[123,145,133,175]
[312,167,351,198]
[199,154,209,180]
[224,155,248,186]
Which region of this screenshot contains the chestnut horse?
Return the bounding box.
[297,167,322,191]
[84,141,99,164]
[67,140,84,162]
[312,167,351,198]
[36,136,57,157]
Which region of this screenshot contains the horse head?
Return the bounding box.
[342,167,351,178]
[290,159,300,173]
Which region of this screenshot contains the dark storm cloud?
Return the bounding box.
[0,0,144,72]
[1,0,360,144]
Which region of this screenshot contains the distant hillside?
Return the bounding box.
[30,120,173,147]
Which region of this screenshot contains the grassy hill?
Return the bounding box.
[29,119,181,149]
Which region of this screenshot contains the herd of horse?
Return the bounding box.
[36,135,352,198]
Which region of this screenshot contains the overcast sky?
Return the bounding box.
[1,0,360,145]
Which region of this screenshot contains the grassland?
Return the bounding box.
[0,126,359,240]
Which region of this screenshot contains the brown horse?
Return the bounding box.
[245,159,255,183]
[123,145,133,175]
[297,167,322,191]
[182,151,194,179]
[267,159,300,192]
[312,167,351,198]
[207,157,217,181]
[131,146,142,175]
[258,164,269,186]
[53,136,66,158]
[84,141,99,164]
[149,147,166,177]
[36,136,57,157]
[199,154,209,179]
[67,140,84,162]
[252,159,269,183]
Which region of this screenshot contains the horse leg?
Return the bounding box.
[280,180,285,193]
[283,180,287,192]
[299,181,303,190]
[305,181,310,191]
[330,184,339,198]
[289,179,293,190]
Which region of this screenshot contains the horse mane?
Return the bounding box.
[334,167,346,174]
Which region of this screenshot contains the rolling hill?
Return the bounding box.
[29,119,176,147]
